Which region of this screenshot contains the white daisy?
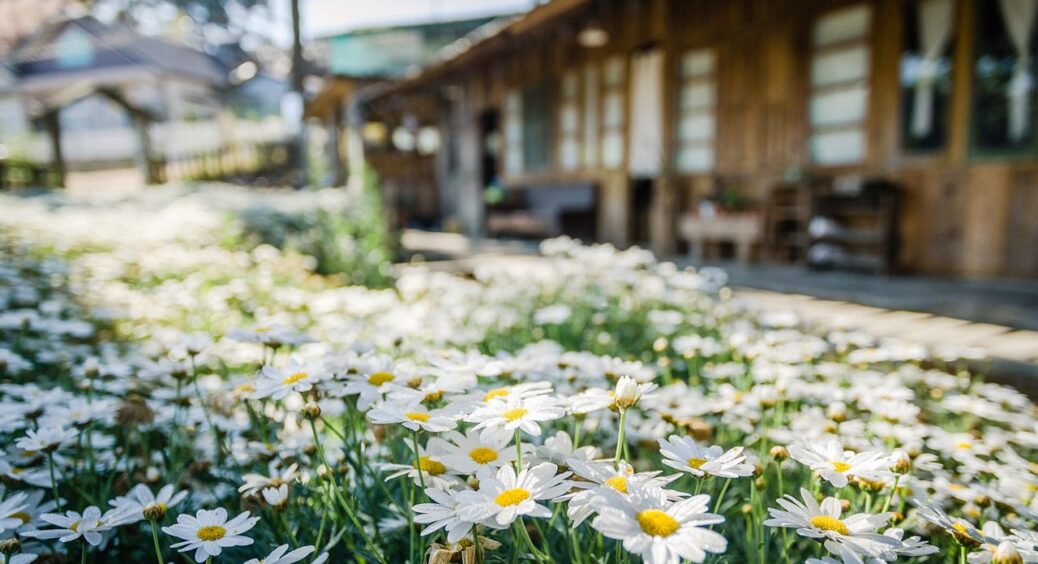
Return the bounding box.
[0,490,29,535]
[243,544,317,564]
[657,435,753,479]
[249,359,326,400]
[378,437,464,490]
[565,459,683,526]
[436,429,515,478]
[591,483,727,564]
[464,394,566,443]
[367,401,457,433]
[763,488,899,561]
[454,462,572,528]
[238,463,299,497]
[15,427,75,454]
[109,483,187,522]
[788,439,892,488]
[413,487,476,543]
[21,506,124,546]
[162,508,260,563]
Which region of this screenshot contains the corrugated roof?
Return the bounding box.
[9,16,227,86]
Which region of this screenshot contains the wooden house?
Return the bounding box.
[362,0,1038,278]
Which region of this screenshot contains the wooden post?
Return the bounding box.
[457,83,484,241]
[133,112,157,184]
[327,101,345,186]
[43,111,65,187]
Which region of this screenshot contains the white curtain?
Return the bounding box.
[999,0,1038,141]
[628,48,664,177]
[911,0,955,138]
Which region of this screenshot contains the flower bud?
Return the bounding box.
[891,451,911,474]
[613,376,641,409]
[0,538,20,555]
[993,541,1023,564]
[769,446,789,461]
[143,501,168,520]
[302,401,322,420]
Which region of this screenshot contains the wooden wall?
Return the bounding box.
[383,0,1038,278]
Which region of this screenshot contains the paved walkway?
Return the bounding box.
[399,230,1038,394]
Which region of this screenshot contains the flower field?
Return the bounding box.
[0,186,1035,564]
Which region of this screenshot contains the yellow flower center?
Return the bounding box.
[69,520,80,532]
[955,442,972,450]
[469,447,499,464]
[687,458,707,469]
[281,372,308,385]
[809,516,849,535]
[605,476,628,493]
[484,389,510,401]
[197,525,227,541]
[368,371,395,386]
[406,412,430,423]
[417,456,447,476]
[495,488,531,507]
[11,511,30,524]
[502,408,528,421]
[234,383,254,394]
[255,327,271,333]
[424,391,444,403]
[831,461,851,473]
[636,509,680,537]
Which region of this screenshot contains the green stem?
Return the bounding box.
[515,429,523,471]
[47,452,63,511]
[613,408,628,468]
[308,420,385,564]
[712,478,732,514]
[410,430,427,493]
[81,541,87,564]
[149,519,165,564]
[880,475,900,514]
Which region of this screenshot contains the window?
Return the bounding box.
[504,90,522,175]
[521,81,554,172]
[971,0,1038,154]
[809,5,872,165]
[675,49,716,173]
[558,71,580,171]
[582,64,600,168]
[901,0,956,152]
[602,56,626,169]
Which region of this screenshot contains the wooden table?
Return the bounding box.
[679,212,763,264]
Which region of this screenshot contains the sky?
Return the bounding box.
[268,0,539,43]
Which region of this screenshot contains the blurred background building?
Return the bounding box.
[354,0,1038,279]
[0,0,1035,280]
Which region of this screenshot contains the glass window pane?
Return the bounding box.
[811,86,869,127]
[812,46,870,87]
[814,5,871,46]
[811,129,866,165]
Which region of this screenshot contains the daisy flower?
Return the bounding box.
[21,506,124,546]
[0,491,29,535]
[787,439,892,488]
[379,437,464,490]
[454,462,572,528]
[239,463,299,497]
[530,430,600,468]
[763,488,899,561]
[591,483,727,564]
[243,544,318,564]
[657,435,753,479]
[914,501,987,546]
[565,460,683,526]
[162,508,260,563]
[15,427,75,453]
[262,484,289,509]
[340,358,413,411]
[367,401,457,433]
[464,394,566,443]
[249,359,326,400]
[109,483,187,522]
[412,487,476,543]
[436,429,515,478]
